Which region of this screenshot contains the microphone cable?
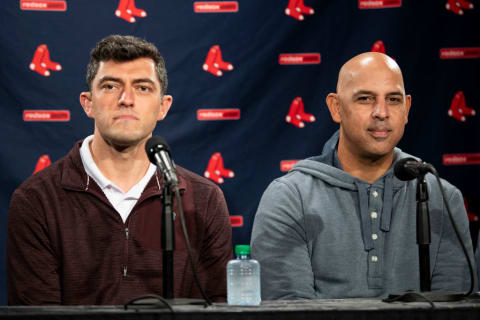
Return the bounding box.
[430,166,475,298]
[124,187,213,310]
[174,188,213,306]
[384,166,476,305]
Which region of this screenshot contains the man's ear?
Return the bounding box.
[79,92,94,119]
[158,95,173,120]
[404,94,412,124]
[326,93,341,123]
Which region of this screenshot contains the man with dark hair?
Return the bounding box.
[7,35,233,305]
[85,35,168,95]
[251,52,475,299]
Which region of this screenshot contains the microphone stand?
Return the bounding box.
[129,137,212,309]
[124,179,207,308]
[386,171,469,303]
[162,182,175,299]
[416,174,431,292]
[160,176,206,305]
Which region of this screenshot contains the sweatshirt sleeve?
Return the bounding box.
[195,185,233,302]
[251,179,315,300]
[431,186,477,292]
[7,187,61,305]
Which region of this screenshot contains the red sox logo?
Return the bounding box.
[115,0,147,23]
[447,91,476,122]
[203,45,234,77]
[29,44,62,77]
[285,0,314,21]
[371,40,386,54]
[464,197,478,222]
[33,155,51,174]
[285,97,315,128]
[204,152,234,183]
[445,0,474,15]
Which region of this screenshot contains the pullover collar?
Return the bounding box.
[60,140,187,198]
[292,130,417,251]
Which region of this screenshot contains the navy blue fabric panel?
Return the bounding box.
[1,0,479,305]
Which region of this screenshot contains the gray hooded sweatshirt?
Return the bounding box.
[251,130,475,300]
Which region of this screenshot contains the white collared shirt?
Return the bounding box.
[79,135,156,223]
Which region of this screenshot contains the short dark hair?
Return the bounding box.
[86,35,168,95]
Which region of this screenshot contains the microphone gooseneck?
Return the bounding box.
[385,157,476,304]
[394,157,435,181]
[145,136,179,188]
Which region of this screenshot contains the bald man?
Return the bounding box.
[250,52,475,300]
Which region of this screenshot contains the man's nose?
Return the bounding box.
[372,99,389,120]
[118,86,134,107]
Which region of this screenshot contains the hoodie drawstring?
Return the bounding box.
[380,175,393,232]
[355,174,394,251]
[355,182,374,251]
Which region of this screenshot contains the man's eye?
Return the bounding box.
[136,85,152,92]
[388,97,402,103]
[103,84,115,90]
[358,96,373,102]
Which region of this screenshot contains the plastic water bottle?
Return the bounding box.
[227,245,261,305]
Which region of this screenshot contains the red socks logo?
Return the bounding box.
[445,0,474,15]
[33,155,52,174]
[371,40,386,54]
[285,97,315,128]
[448,91,476,122]
[464,197,478,222]
[203,45,234,77]
[285,0,314,21]
[115,0,147,23]
[29,44,62,77]
[204,152,234,183]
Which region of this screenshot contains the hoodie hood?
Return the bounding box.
[290,130,418,251]
[291,129,418,190]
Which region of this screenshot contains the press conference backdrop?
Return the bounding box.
[1,0,479,305]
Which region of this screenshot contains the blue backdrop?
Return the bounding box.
[1,0,479,305]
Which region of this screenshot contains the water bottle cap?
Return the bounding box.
[235,245,250,255]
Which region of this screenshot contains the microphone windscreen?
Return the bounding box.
[145,136,170,164]
[394,157,419,181]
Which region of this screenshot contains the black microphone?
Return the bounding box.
[145,136,178,187]
[394,157,435,181]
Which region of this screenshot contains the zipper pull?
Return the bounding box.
[125,228,129,240]
[123,266,127,277]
